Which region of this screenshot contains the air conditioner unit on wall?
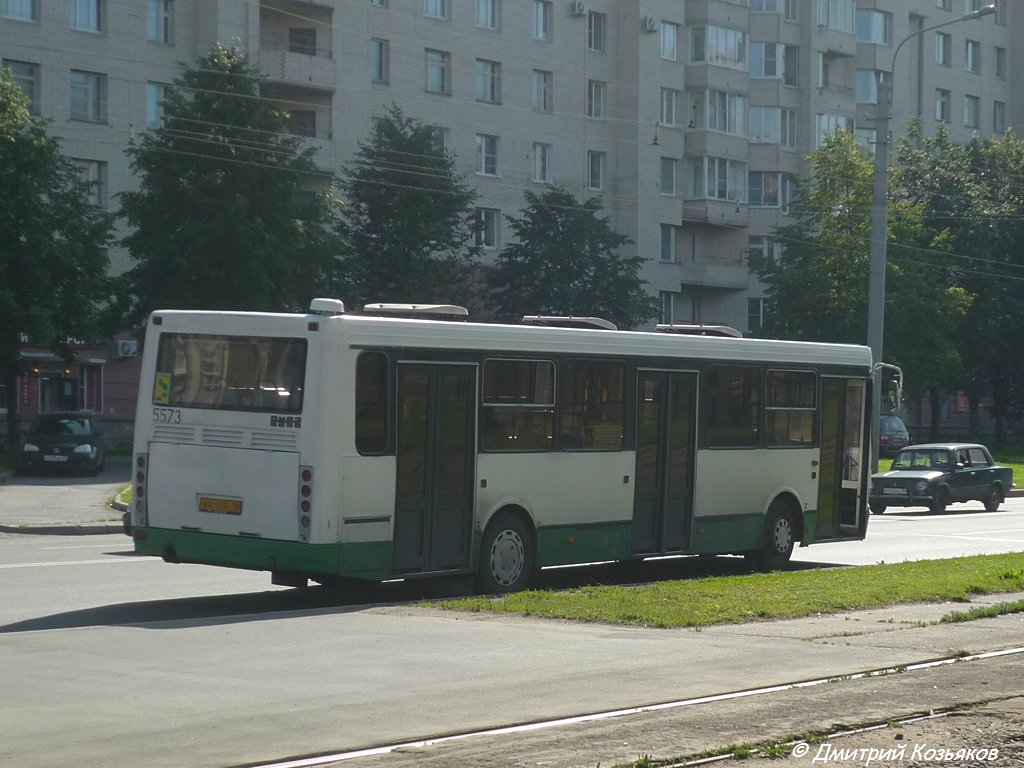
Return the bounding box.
[570,0,586,16]
[641,16,659,32]
[114,339,139,358]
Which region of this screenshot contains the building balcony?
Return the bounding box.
[681,200,749,230]
[676,258,750,290]
[257,46,336,89]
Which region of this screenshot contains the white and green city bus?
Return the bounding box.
[129,299,874,593]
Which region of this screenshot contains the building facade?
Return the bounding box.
[1,0,1018,431]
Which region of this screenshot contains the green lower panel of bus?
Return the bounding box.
[536,522,634,566]
[689,514,764,554]
[135,528,394,581]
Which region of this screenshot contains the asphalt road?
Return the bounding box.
[1,475,1023,767]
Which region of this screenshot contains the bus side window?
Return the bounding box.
[356,352,389,455]
[559,359,626,450]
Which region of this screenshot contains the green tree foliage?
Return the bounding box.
[753,130,966,403]
[334,105,478,308]
[0,70,113,445]
[118,45,339,326]
[897,123,1024,441]
[489,187,657,329]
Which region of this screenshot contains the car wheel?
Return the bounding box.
[869,503,886,515]
[983,486,1003,513]
[929,488,949,515]
[745,499,795,572]
[476,512,534,594]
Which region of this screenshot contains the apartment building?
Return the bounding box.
[1,0,1018,344]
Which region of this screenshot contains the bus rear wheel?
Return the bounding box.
[476,512,534,594]
[746,501,795,572]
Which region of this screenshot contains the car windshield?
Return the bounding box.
[31,416,92,437]
[892,449,950,470]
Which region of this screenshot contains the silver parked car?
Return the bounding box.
[879,415,910,457]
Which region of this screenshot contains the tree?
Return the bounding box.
[489,187,657,329]
[0,70,114,446]
[753,130,966,406]
[117,45,339,327]
[895,123,1024,443]
[334,105,479,308]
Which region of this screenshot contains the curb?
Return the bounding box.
[0,522,125,535]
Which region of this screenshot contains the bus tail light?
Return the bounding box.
[298,465,313,541]
[134,453,148,529]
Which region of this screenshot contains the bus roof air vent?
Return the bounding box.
[362,303,469,321]
[521,315,618,331]
[309,298,346,316]
[656,323,742,338]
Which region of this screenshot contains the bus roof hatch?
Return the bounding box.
[656,323,742,338]
[521,315,618,331]
[362,303,469,320]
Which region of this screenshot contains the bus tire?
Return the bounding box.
[746,500,795,572]
[476,512,534,594]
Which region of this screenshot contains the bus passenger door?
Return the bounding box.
[817,378,867,539]
[393,364,476,574]
[632,371,697,554]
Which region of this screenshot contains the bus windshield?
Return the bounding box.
[153,333,306,413]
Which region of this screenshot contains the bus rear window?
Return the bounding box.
[153,334,306,413]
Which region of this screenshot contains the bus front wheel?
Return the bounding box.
[476,512,534,594]
[746,501,795,572]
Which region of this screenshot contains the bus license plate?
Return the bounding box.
[882,488,907,496]
[198,496,243,515]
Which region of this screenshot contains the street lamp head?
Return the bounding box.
[963,4,998,20]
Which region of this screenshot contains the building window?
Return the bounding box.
[661,88,678,126]
[748,171,781,207]
[747,298,764,333]
[816,113,854,146]
[72,159,107,208]
[587,11,606,52]
[855,70,887,104]
[691,26,746,70]
[935,32,952,66]
[750,42,780,78]
[289,28,317,56]
[994,47,1006,79]
[937,0,951,9]
[475,59,501,103]
[2,0,37,21]
[935,89,950,122]
[532,0,552,41]
[661,22,678,61]
[288,110,316,137]
[965,40,980,74]
[856,10,890,45]
[429,125,449,152]
[689,89,745,135]
[781,109,796,148]
[784,0,798,21]
[532,142,551,182]
[425,49,450,94]
[587,150,605,191]
[993,101,1006,134]
[532,69,552,112]
[687,156,746,201]
[371,0,387,6]
[660,224,676,262]
[994,2,1005,24]
[476,207,499,249]
[476,133,498,175]
[964,95,980,129]
[147,0,172,43]
[71,0,102,31]
[817,0,854,34]
[476,0,497,29]
[587,79,605,119]
[70,70,105,122]
[424,0,447,20]
[660,157,677,196]
[371,38,389,84]
[3,60,39,114]
[749,106,780,142]
[146,82,165,128]
[660,291,677,324]
[965,0,980,11]
[750,0,779,11]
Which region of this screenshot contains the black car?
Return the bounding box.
[869,443,1014,515]
[20,411,106,475]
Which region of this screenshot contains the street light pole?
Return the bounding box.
[866,3,997,471]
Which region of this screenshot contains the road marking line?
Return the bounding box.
[0,558,152,569]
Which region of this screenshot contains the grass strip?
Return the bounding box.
[939,597,1024,623]
[436,554,1024,628]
